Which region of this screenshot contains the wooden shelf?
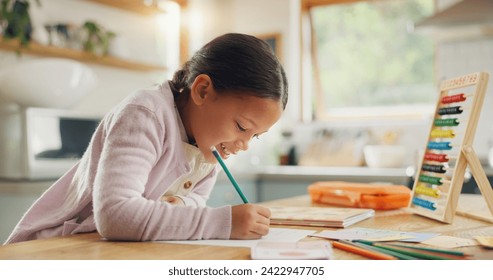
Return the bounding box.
[0,39,166,72]
[85,0,188,15]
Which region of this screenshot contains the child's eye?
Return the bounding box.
[236,122,247,132]
[237,122,260,139]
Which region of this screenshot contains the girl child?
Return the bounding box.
[5,33,288,244]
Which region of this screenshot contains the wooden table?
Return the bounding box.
[1,194,493,260]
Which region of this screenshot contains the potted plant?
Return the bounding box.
[80,20,115,56]
[0,0,41,46]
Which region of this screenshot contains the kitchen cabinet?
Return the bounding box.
[256,165,411,202]
[460,176,493,194]
[0,181,52,243]
[207,173,258,207]
[414,0,493,42]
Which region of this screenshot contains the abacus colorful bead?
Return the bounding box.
[427,142,452,150]
[422,164,446,174]
[441,93,466,104]
[412,197,437,210]
[434,118,459,127]
[419,174,443,185]
[415,185,440,198]
[424,153,449,162]
[430,129,455,138]
[438,106,463,115]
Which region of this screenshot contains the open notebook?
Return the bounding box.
[270,206,375,228]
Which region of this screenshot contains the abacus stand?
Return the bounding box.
[455,146,493,223]
[410,72,493,223]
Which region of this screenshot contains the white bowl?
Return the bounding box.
[364,145,407,168]
[0,58,97,108]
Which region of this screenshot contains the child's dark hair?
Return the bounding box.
[170,33,288,110]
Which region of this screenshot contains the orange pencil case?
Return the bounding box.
[307,181,411,210]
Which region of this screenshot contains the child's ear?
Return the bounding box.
[190,74,214,105]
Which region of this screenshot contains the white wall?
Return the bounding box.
[437,39,493,160]
[433,0,493,160]
[186,0,233,49]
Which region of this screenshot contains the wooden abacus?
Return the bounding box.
[409,72,493,223]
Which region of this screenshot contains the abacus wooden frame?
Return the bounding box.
[410,72,493,223]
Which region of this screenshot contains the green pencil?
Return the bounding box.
[371,243,455,260]
[387,243,469,257]
[211,146,249,203]
[356,240,461,260]
[353,241,418,260]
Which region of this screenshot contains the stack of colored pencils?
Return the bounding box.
[332,240,472,260]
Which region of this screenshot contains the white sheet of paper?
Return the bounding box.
[310,228,413,242]
[421,236,479,248]
[155,228,316,248]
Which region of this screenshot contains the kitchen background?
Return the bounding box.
[1,0,493,242]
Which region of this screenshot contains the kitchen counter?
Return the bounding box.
[10,163,485,188]
[255,165,410,184]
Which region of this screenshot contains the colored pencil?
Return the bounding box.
[378,243,469,260]
[356,240,468,260]
[387,243,470,257]
[332,240,397,260]
[368,243,456,260]
[210,146,249,203]
[352,241,418,260]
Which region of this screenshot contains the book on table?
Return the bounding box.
[269,206,375,228]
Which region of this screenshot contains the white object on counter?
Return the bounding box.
[364,145,407,168]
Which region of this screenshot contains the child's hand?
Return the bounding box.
[161,196,185,205]
[230,204,271,239]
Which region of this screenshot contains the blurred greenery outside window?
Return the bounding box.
[309,0,436,120]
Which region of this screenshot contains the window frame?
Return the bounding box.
[300,0,437,123]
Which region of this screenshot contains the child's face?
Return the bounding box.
[188,75,283,163]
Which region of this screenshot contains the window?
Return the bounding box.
[306,0,435,120]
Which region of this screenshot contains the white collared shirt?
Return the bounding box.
[164,142,216,206]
